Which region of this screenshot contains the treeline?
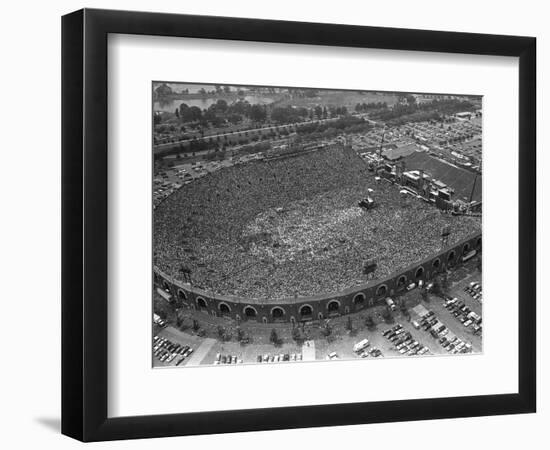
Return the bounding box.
[354,101,388,112]
[296,116,371,140]
[157,98,355,135]
[178,99,268,126]
[270,105,309,123]
[371,99,476,126]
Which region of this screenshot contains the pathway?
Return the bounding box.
[185,337,217,366]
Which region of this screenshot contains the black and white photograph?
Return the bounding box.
[152,83,483,367]
[1,0,543,447]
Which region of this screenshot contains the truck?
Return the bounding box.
[353,339,370,353]
[385,297,397,311]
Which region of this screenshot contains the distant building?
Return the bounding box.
[455,111,474,121]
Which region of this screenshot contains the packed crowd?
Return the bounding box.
[153,145,481,300]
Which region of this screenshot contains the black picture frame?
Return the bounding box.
[62,8,536,442]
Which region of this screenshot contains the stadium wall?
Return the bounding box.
[153,232,481,324]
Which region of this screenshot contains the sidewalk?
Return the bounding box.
[185,338,217,366]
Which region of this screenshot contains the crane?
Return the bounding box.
[378,125,387,158]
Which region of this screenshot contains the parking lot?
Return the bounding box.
[153,263,482,367]
[420,274,482,354]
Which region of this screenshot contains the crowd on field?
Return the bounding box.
[153,146,480,300]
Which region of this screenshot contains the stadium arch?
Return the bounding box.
[327,300,341,313]
[243,305,258,319]
[447,250,457,266]
[299,304,313,319]
[376,284,388,297]
[353,293,366,310]
[219,302,231,315]
[196,296,207,309]
[396,275,407,289]
[271,306,286,319]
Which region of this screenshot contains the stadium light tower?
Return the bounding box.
[363,258,378,280]
[378,125,387,159]
[441,225,451,248]
[179,264,192,284]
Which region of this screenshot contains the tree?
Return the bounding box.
[237,327,249,345]
[420,286,429,302]
[441,272,449,291]
[292,327,303,344]
[223,330,232,342]
[432,277,442,296]
[321,321,332,337]
[346,316,353,333]
[314,105,323,119]
[400,301,410,321]
[365,314,375,330]
[249,104,267,123]
[382,306,394,324]
[215,99,228,113]
[270,329,279,346]
[155,83,172,97]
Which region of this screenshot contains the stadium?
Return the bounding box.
[153,144,481,324]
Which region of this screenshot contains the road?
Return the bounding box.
[154,115,344,153]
